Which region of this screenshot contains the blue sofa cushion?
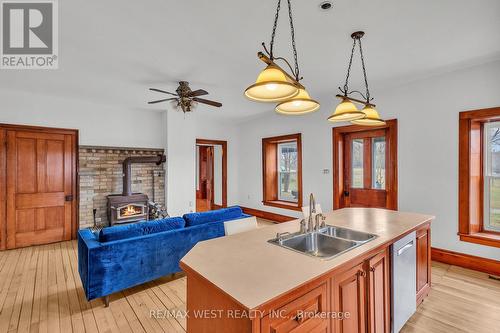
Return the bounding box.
[98,217,185,242]
[183,206,244,227]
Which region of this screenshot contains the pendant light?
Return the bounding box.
[244,0,319,114]
[275,88,320,115]
[328,31,385,125]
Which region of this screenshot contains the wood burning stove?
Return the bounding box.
[107,154,166,226]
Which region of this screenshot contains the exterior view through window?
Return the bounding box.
[278,142,298,202]
[262,133,302,211]
[484,122,500,231]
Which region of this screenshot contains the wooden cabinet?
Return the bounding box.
[416,223,431,305]
[331,262,367,333]
[367,248,390,333]
[183,223,433,333]
[261,283,328,333]
[331,249,390,333]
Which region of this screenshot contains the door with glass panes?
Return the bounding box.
[333,120,397,210]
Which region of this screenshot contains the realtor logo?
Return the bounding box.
[1,0,58,69]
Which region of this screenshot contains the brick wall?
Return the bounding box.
[79,146,165,228]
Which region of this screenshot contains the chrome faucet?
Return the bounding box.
[307,193,316,233]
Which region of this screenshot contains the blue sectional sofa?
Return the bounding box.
[78,206,250,305]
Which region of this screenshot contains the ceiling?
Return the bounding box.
[1,0,499,121]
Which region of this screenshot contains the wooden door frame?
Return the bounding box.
[332,119,397,210]
[196,139,227,208]
[0,123,79,250]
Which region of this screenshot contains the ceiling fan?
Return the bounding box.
[148,81,222,113]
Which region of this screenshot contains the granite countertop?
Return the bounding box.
[181,208,434,310]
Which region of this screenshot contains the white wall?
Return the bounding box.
[235,60,500,261]
[165,112,239,216]
[0,89,164,148]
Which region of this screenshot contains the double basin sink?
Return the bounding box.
[269,226,377,260]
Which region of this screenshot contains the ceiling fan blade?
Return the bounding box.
[148,98,177,104]
[192,97,222,107]
[149,88,178,96]
[187,89,209,97]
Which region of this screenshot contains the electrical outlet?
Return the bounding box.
[189,201,193,207]
[323,169,330,174]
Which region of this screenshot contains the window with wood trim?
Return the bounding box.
[459,107,500,248]
[262,133,302,211]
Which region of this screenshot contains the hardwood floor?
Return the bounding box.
[401,261,500,333]
[0,240,498,333]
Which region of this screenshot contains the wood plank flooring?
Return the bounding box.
[0,241,498,333]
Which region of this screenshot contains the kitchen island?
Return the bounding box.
[180,208,433,333]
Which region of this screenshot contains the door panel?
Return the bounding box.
[332,262,366,333]
[367,249,390,333]
[5,129,75,249]
[333,120,397,210]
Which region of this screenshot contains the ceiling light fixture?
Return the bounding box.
[244,0,319,115]
[328,31,385,126]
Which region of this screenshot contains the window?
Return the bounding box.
[372,137,386,190]
[483,122,500,232]
[459,108,500,248]
[262,134,302,211]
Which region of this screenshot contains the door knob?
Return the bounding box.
[65,195,73,202]
[343,190,350,197]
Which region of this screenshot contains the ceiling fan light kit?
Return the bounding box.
[148,81,222,113]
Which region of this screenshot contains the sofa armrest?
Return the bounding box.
[78,229,102,298]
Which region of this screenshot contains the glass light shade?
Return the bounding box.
[275,88,320,115]
[327,97,365,122]
[244,64,299,102]
[351,105,386,126]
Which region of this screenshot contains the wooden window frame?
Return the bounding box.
[262,133,302,211]
[459,108,500,248]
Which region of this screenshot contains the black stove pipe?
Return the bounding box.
[122,154,166,196]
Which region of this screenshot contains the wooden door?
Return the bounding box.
[416,224,431,305]
[367,249,390,333]
[4,128,76,249]
[333,120,397,210]
[331,262,367,333]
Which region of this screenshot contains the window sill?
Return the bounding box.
[263,200,302,212]
[459,232,500,248]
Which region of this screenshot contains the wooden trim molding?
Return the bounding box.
[458,108,500,248]
[196,139,228,208]
[262,133,303,211]
[332,119,398,210]
[240,206,295,223]
[431,247,500,277]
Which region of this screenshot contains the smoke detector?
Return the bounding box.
[319,1,333,11]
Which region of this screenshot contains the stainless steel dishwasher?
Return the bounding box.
[392,231,416,332]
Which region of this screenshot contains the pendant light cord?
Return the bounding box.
[342,39,357,95]
[358,38,371,102]
[267,0,301,81]
[286,0,300,81]
[269,0,281,60]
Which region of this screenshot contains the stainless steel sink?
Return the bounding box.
[268,226,377,260]
[319,226,376,243]
[269,232,356,259]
